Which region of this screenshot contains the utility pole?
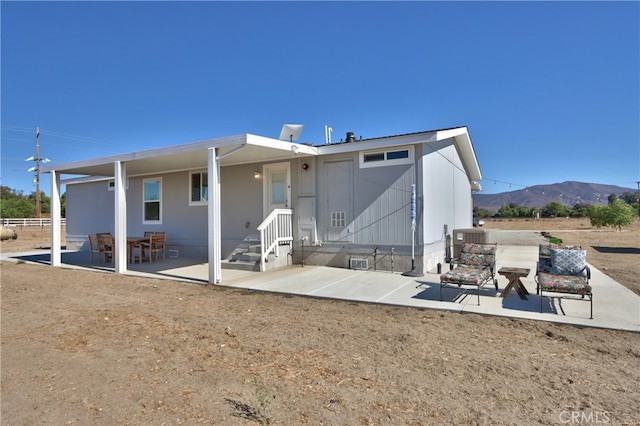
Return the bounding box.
[26,127,50,218]
[637,181,640,219]
[35,127,41,218]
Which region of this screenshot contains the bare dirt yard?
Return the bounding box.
[1,220,639,425]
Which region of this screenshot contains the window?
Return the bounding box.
[143,178,162,224]
[363,152,385,163]
[270,171,286,204]
[359,146,414,168]
[190,171,208,205]
[386,150,409,160]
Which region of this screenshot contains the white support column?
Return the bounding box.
[114,161,127,273]
[50,170,62,266]
[208,148,222,283]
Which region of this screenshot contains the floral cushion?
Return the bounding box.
[441,265,492,286]
[459,251,495,267]
[539,243,581,258]
[463,242,496,256]
[458,243,496,267]
[537,257,553,273]
[538,243,562,258]
[537,272,592,295]
[550,249,587,276]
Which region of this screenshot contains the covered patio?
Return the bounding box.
[41,134,318,284]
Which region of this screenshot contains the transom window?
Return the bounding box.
[143,178,162,224]
[359,146,414,168]
[190,171,208,205]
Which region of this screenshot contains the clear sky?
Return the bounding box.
[2,1,638,196]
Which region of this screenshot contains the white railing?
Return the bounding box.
[256,209,293,272]
[2,218,66,227]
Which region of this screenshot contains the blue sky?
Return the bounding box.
[2,1,638,196]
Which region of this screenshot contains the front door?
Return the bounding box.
[263,162,291,217]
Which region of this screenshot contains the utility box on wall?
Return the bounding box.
[452,228,488,258]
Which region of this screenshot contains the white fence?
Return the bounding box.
[2,218,66,228]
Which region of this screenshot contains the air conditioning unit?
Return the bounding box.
[452,229,489,258]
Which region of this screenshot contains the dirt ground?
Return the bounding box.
[1,221,639,425]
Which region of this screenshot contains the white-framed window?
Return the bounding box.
[189,171,208,206]
[359,146,414,168]
[143,177,162,224]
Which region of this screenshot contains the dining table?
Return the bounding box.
[127,236,150,263]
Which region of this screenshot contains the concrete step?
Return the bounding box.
[233,252,261,263]
[221,259,260,272]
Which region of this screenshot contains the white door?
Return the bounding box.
[263,162,291,217]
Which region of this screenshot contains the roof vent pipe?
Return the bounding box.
[346,132,355,143]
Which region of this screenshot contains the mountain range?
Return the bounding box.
[473,181,636,210]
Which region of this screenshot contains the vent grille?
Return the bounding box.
[350,258,368,270]
[331,211,346,228]
[168,250,179,258]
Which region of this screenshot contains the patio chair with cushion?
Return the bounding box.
[535,243,592,319]
[439,242,498,305]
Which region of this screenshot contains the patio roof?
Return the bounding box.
[41,127,481,184]
[41,133,319,181]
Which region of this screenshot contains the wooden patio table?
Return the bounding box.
[498,267,531,300]
[127,236,150,263]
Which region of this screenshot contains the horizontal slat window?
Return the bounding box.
[359,146,414,168]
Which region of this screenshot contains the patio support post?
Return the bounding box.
[50,170,62,266]
[208,148,222,283]
[113,161,127,273]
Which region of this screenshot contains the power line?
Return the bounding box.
[1,124,130,148]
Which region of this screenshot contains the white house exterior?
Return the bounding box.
[42,126,482,283]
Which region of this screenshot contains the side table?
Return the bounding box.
[498,267,531,300]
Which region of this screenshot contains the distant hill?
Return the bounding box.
[473,181,636,210]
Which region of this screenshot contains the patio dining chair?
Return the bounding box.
[140,232,166,262]
[98,233,114,265]
[88,234,101,265]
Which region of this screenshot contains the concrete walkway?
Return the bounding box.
[2,245,639,332]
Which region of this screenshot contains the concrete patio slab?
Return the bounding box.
[2,244,638,332]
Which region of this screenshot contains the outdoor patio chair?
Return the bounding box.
[98,233,114,265]
[140,232,166,262]
[535,244,592,319]
[88,234,101,265]
[439,242,498,305]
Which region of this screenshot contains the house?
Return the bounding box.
[42,126,482,283]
